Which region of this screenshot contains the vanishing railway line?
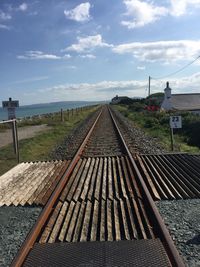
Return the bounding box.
[9,105,186,267]
[83,107,126,157]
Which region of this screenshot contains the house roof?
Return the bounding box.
[112,96,128,100]
[171,93,200,111]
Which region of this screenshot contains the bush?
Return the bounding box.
[128,102,145,112]
[182,119,200,147]
[144,117,159,128]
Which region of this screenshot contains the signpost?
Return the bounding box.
[170,116,182,151]
[2,97,19,119]
[2,98,20,162]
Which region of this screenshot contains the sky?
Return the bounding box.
[1,0,200,105]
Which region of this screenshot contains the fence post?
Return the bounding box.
[15,120,19,163]
[61,108,64,122]
[12,120,19,163]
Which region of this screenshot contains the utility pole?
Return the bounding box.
[148,76,151,97]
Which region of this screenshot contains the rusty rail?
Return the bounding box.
[10,108,102,267]
[11,105,185,267]
[109,107,185,267]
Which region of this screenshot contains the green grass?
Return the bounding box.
[114,105,200,153]
[0,106,99,176]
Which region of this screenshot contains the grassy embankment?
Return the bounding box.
[115,104,200,153]
[0,106,99,176]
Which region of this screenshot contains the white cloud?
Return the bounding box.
[80,54,96,59]
[170,0,200,16]
[18,71,200,104]
[122,0,168,29]
[17,51,72,61]
[0,24,10,30]
[63,34,112,53]
[17,51,61,60]
[113,40,200,63]
[63,54,72,59]
[18,3,28,12]
[38,80,149,101]
[121,0,200,28]
[162,71,200,94]
[137,66,146,70]
[37,72,200,101]
[64,2,91,22]
[67,65,77,69]
[0,11,12,20]
[10,76,48,85]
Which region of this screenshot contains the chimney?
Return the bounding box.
[164,81,171,99]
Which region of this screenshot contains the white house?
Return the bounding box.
[161,82,200,114]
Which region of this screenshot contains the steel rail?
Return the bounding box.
[109,107,185,267]
[10,108,103,267]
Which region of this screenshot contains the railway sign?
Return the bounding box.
[2,97,19,119]
[170,116,182,129]
[2,99,19,108]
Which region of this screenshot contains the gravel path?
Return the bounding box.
[156,199,200,267]
[0,125,51,148]
[0,206,42,267]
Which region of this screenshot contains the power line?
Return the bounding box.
[151,55,200,80]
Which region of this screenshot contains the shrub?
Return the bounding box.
[128,102,145,112]
[144,117,159,128]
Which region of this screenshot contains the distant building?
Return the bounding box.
[111,95,130,104]
[161,82,200,114]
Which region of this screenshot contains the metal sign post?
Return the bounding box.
[169,116,182,151]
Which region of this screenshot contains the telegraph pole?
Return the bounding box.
[148,76,151,97]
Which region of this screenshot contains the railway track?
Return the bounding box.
[10,105,185,266]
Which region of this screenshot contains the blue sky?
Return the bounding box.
[1,0,200,105]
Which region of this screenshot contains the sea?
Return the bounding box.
[0,101,102,121]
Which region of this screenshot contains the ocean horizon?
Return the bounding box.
[0,101,104,121]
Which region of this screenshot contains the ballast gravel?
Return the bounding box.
[50,109,100,160]
[0,206,42,267]
[111,107,166,154]
[156,199,200,267]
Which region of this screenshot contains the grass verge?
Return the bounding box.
[0,106,99,176]
[114,105,200,153]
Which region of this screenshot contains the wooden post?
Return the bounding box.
[170,127,174,151]
[12,120,17,154]
[12,120,19,162]
[148,76,151,97]
[15,120,19,163]
[61,108,64,122]
[148,76,151,108]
